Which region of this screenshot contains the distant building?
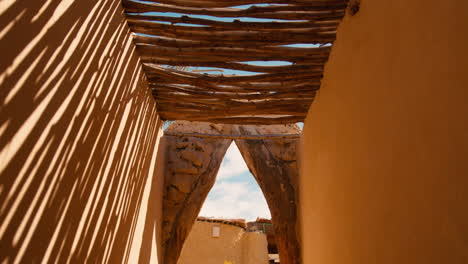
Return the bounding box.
[178,217,269,264]
[247,218,279,263]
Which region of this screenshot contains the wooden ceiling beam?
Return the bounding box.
[137,44,330,57]
[154,91,316,101]
[127,18,339,33]
[126,14,340,30]
[133,35,332,48]
[144,65,322,83]
[143,61,323,74]
[163,131,301,140]
[148,79,322,92]
[129,24,336,44]
[159,115,306,124]
[123,0,346,19]
[151,84,317,98]
[149,82,320,92]
[122,0,348,124]
[143,0,347,8]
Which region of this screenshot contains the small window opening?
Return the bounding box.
[212,225,221,237]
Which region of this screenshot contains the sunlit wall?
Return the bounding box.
[300,0,468,263]
[0,0,163,263]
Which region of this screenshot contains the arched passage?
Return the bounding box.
[159,121,301,264]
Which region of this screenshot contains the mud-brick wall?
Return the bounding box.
[242,231,269,264]
[178,221,268,264]
[0,0,163,263]
[300,0,468,264]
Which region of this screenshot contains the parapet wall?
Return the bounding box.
[0,0,163,263]
[178,221,268,264]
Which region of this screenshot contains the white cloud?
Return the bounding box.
[217,143,250,180]
[199,143,271,221]
[199,181,271,221]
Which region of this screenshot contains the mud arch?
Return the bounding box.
[160,121,301,264]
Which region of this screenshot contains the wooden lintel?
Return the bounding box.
[164,131,301,140]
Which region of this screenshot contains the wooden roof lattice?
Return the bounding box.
[122,0,349,124]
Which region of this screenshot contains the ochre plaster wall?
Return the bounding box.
[178,221,268,264]
[0,0,163,263]
[300,1,468,264]
[242,232,269,264]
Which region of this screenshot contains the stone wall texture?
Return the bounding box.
[161,122,301,264]
[234,125,301,264]
[161,122,232,264]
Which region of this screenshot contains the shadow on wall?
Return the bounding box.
[0,0,163,263]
